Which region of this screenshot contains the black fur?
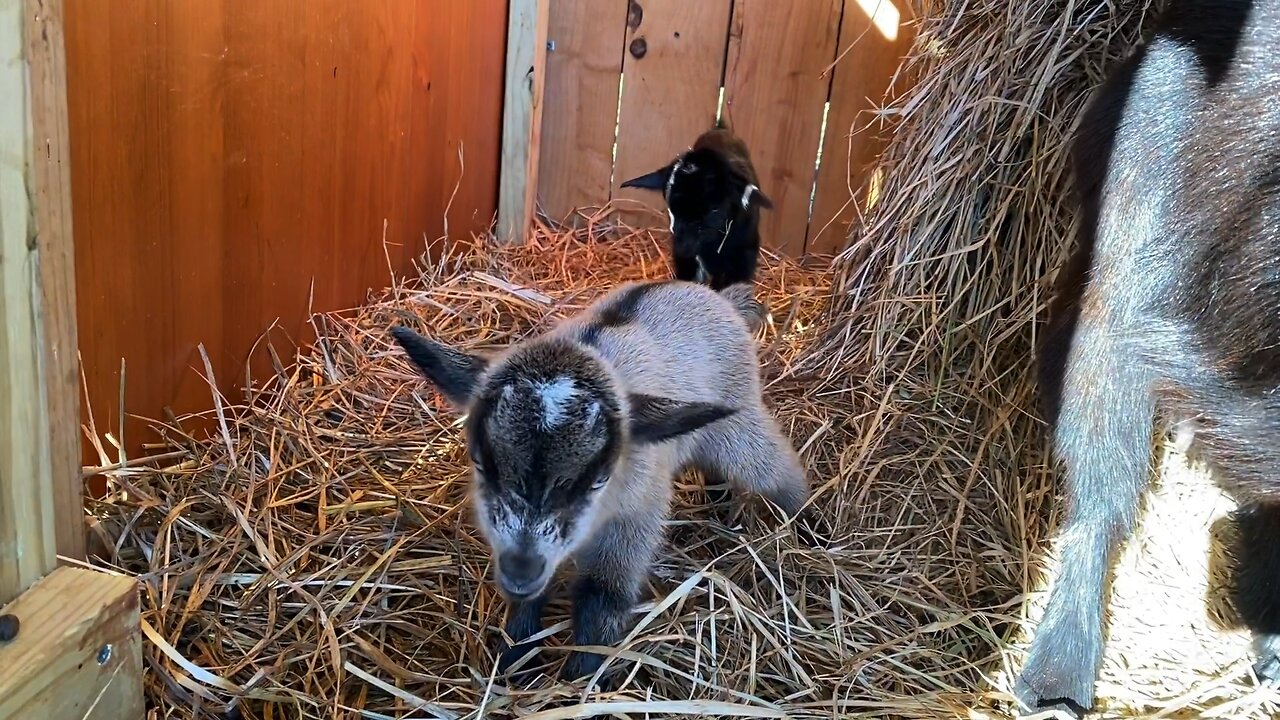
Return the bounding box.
[497,593,548,680]
[390,326,488,406]
[561,573,635,684]
[579,280,673,347]
[1019,0,1280,715]
[620,126,772,291]
[628,394,736,444]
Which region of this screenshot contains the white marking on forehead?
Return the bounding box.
[532,376,579,428]
[741,184,758,209]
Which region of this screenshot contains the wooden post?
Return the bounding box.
[0,567,144,719]
[0,0,144,716]
[26,0,84,563]
[497,0,549,244]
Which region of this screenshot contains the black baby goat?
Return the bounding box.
[620,123,772,290]
[1017,0,1280,717]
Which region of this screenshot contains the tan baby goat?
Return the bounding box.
[389,279,809,684]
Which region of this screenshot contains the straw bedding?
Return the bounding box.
[82,0,1280,718]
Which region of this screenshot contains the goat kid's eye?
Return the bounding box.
[591,474,610,491]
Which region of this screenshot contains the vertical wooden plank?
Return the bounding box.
[498,0,551,243]
[63,1,508,470]
[0,0,58,603]
[808,0,913,255]
[538,0,628,223]
[612,0,733,226]
[723,0,843,257]
[24,0,84,562]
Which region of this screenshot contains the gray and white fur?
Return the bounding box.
[1017,0,1280,716]
[389,280,807,683]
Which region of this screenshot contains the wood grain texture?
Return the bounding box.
[498,0,551,243]
[24,0,85,563]
[538,0,628,224]
[808,0,913,255]
[612,0,733,227]
[723,0,843,256]
[63,1,506,472]
[0,566,143,719]
[0,0,58,604]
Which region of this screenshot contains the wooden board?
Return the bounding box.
[808,0,914,255]
[722,0,843,256]
[0,0,59,604]
[538,0,629,224]
[24,0,85,562]
[0,566,143,719]
[63,1,507,473]
[498,0,551,243]
[612,0,734,227]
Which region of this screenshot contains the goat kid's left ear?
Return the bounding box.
[619,163,673,192]
[744,184,773,210]
[389,325,487,410]
[627,393,736,444]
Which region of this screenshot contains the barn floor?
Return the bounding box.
[86,223,1280,719]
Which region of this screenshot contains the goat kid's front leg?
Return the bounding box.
[1233,502,1280,684]
[1015,325,1156,718]
[496,593,548,683]
[562,512,663,686]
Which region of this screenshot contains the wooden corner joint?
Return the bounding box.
[0,566,144,720]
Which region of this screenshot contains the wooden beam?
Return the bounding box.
[497,0,550,244]
[0,566,143,719]
[25,0,85,562]
[0,0,58,605]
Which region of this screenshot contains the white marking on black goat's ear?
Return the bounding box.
[664,157,683,200]
[744,184,773,209]
[627,393,736,444]
[389,325,486,409]
[667,209,676,233]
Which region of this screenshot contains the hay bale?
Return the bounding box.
[81,1,1280,718]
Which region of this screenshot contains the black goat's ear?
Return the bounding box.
[620,163,673,192]
[626,393,736,444]
[389,325,486,409]
[745,184,773,210]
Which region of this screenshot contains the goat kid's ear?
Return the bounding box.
[619,163,673,192]
[627,393,736,444]
[389,325,487,409]
[745,184,773,210]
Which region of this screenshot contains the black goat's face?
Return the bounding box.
[621,148,772,233]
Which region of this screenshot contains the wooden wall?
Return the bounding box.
[64,1,508,468]
[539,0,913,257]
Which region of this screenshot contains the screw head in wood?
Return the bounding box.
[0,613,18,642]
[629,37,648,59]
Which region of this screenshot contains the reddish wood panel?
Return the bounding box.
[808,0,914,255]
[65,0,506,470]
[538,0,628,224]
[612,0,733,227]
[722,0,843,256]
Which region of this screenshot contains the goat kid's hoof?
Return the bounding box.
[1013,666,1094,720]
[1252,633,1280,685]
[497,641,544,684]
[560,650,621,690]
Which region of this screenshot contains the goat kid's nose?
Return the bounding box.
[498,551,546,595]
